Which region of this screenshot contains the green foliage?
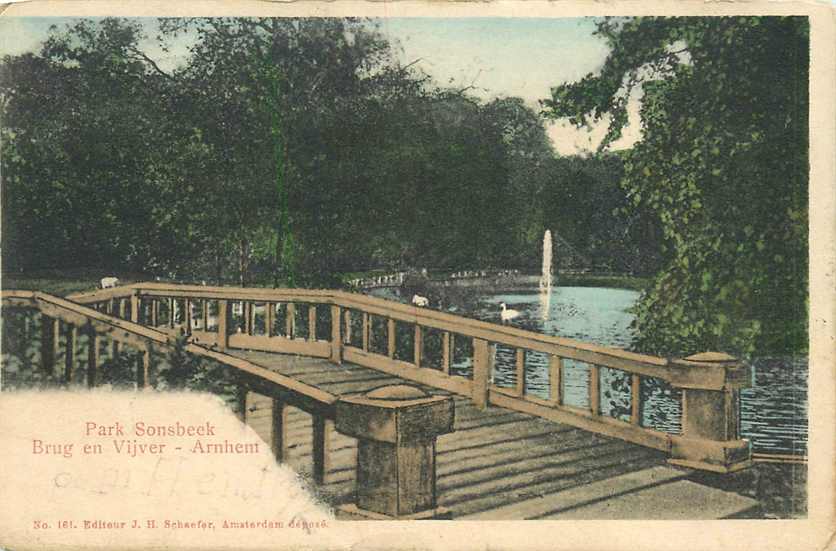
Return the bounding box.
[158,334,237,400]
[544,17,809,356]
[99,348,141,389]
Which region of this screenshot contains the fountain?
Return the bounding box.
[539,230,553,320]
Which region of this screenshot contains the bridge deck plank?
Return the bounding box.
[228,350,757,520]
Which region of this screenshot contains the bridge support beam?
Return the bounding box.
[64,324,76,384]
[312,416,331,485]
[87,328,99,388]
[668,352,753,473]
[335,384,454,519]
[40,314,58,378]
[270,398,288,461]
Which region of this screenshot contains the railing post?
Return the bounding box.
[669,352,752,473]
[130,292,140,323]
[515,349,526,397]
[266,303,275,337]
[549,355,563,405]
[413,325,422,368]
[589,364,600,415]
[217,299,229,351]
[387,318,396,359]
[472,338,490,409]
[335,385,454,519]
[308,305,317,341]
[362,312,370,352]
[442,332,451,375]
[286,303,296,339]
[184,299,193,335]
[330,305,342,364]
[343,309,352,344]
[630,373,642,426]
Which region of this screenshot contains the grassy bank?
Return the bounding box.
[557,273,650,291]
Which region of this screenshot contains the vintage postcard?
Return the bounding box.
[0,1,833,550]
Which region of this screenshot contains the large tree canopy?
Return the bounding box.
[4,17,589,286]
[543,17,809,356]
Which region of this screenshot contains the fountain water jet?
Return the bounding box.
[539,230,553,320]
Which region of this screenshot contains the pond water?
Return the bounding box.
[374,285,808,456]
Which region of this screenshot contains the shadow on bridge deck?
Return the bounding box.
[229,350,758,520]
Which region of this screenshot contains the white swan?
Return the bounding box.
[412,294,429,307]
[500,302,520,322]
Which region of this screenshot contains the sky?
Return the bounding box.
[0,16,642,155]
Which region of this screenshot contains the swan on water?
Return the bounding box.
[412,294,429,307]
[500,302,520,322]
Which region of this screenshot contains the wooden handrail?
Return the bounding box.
[2,290,337,411]
[11,284,753,472]
[66,283,741,390]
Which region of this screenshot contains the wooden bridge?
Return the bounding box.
[1,283,759,519]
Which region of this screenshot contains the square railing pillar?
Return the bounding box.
[668,352,753,473]
[335,384,454,519]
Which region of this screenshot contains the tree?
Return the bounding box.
[1,19,180,274]
[161,18,397,286]
[543,17,808,356]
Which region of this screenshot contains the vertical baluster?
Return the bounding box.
[242,302,250,335]
[549,356,563,405]
[130,293,140,323]
[330,306,342,364]
[202,300,208,330]
[414,325,422,368]
[286,303,296,339]
[168,298,175,328]
[362,313,370,352]
[266,302,275,337]
[589,365,600,415]
[308,305,317,341]
[442,332,451,375]
[312,416,330,485]
[271,397,288,461]
[387,318,395,359]
[87,328,99,388]
[151,299,159,327]
[515,348,526,397]
[343,309,352,344]
[64,324,76,384]
[631,373,642,426]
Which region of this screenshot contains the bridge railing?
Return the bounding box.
[66,282,752,473]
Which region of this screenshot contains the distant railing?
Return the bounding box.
[62,282,753,473]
